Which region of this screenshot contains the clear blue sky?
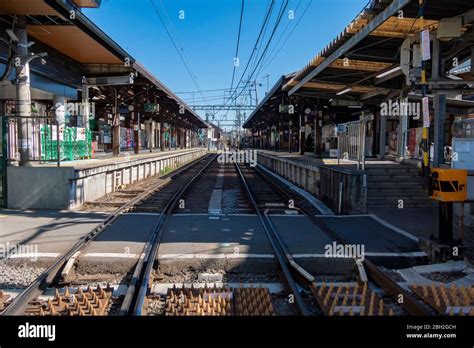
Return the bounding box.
[85,0,368,127]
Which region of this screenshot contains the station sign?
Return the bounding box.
[337,124,347,134]
[144,103,158,113]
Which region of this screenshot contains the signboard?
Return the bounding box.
[329,149,338,158]
[421,29,431,61]
[76,128,86,141]
[337,124,347,134]
[51,126,64,141]
[144,103,158,113]
[422,97,430,127]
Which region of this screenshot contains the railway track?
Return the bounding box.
[235,161,434,316]
[2,154,470,316]
[130,155,309,316]
[125,154,218,315]
[1,153,215,316]
[127,158,449,316]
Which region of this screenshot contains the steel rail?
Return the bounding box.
[251,163,433,316]
[234,162,310,316]
[1,152,210,316]
[130,154,218,315]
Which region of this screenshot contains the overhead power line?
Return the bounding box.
[218,0,276,121]
[230,0,246,93]
[258,0,313,75]
[150,0,206,103]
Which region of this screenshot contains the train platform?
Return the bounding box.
[6,148,207,211]
[27,148,200,170]
[154,212,426,275]
[0,209,106,289]
[256,150,399,170]
[0,209,106,262]
[256,150,439,240]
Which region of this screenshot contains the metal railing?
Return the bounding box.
[337,120,366,170]
[5,116,93,166]
[5,116,61,167]
[257,152,368,214]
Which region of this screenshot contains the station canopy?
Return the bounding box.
[0,0,207,129]
[244,0,474,130]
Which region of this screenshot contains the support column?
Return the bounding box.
[278,121,282,152]
[315,110,322,157]
[378,110,386,158]
[160,123,165,151]
[398,91,408,160]
[432,37,446,167]
[82,85,90,129]
[146,118,153,153]
[169,125,172,150]
[15,16,32,166]
[288,120,292,153]
[301,114,308,155]
[134,112,140,154]
[112,88,120,156]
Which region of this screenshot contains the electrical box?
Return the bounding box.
[430,168,467,202]
[437,17,462,41]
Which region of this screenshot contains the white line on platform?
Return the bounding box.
[83,253,141,259]
[151,283,284,295]
[313,214,373,218]
[269,214,305,217]
[158,253,275,259]
[292,251,426,258]
[368,214,420,242]
[171,213,257,217]
[8,252,60,259]
[127,212,163,216]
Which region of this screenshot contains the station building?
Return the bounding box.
[243,0,474,263]
[0,0,208,210]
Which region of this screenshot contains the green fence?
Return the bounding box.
[41,125,92,161]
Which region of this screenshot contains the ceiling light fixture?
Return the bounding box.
[376,66,402,79]
[336,88,352,96]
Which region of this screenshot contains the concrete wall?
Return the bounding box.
[7,166,75,210]
[7,149,207,210]
[257,152,367,214]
